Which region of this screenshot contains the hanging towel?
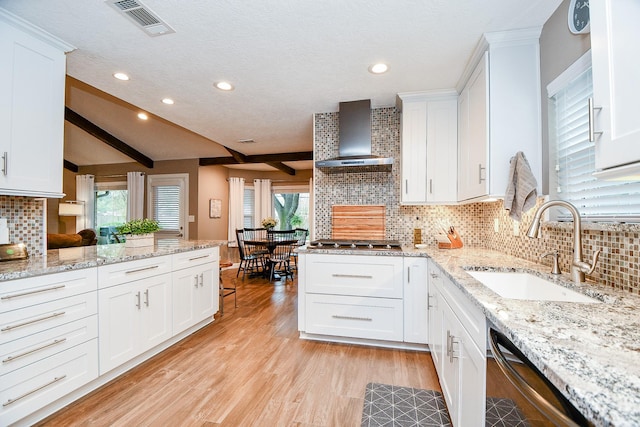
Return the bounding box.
[504,151,537,221]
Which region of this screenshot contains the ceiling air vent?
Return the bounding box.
[106,0,175,37]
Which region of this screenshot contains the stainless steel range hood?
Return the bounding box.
[315,100,394,169]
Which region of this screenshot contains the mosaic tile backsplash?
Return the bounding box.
[0,196,45,256]
[313,107,640,294]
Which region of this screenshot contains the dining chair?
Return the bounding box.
[218,260,236,314]
[235,229,266,279]
[291,228,308,272]
[265,229,296,282]
[243,227,267,241]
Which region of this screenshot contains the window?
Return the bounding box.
[94,182,127,244]
[273,185,309,230]
[243,187,254,227]
[549,52,640,222]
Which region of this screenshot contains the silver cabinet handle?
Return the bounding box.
[332,315,372,322]
[135,291,141,309]
[144,289,149,307]
[478,164,486,183]
[1,311,65,331]
[3,375,66,407]
[429,178,433,194]
[588,97,603,142]
[125,265,159,275]
[199,273,204,287]
[331,274,373,279]
[407,266,411,283]
[430,272,439,279]
[2,152,7,176]
[450,337,459,362]
[405,179,408,194]
[194,275,199,288]
[427,294,434,309]
[446,330,452,357]
[1,284,65,300]
[2,338,67,363]
[189,255,209,261]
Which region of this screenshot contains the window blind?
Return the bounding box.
[551,67,640,222]
[243,188,254,228]
[153,185,180,231]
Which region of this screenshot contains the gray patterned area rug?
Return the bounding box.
[361,383,529,427]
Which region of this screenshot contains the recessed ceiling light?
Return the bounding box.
[137,112,148,120]
[238,139,256,144]
[162,98,174,105]
[113,72,130,81]
[215,81,234,91]
[368,63,388,74]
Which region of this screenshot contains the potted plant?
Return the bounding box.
[117,218,160,248]
[261,216,278,230]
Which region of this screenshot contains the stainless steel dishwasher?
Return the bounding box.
[487,328,590,427]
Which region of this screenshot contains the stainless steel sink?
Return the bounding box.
[467,270,600,303]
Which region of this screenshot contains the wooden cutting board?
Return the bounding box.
[331,205,385,240]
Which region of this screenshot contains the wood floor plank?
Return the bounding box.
[36,268,439,426]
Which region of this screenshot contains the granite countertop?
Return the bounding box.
[299,245,640,425]
[0,240,227,282]
[409,246,640,427]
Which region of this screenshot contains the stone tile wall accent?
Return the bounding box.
[313,106,640,294]
[0,196,45,255]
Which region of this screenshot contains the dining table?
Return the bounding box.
[244,235,297,281]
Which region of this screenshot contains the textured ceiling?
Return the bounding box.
[0,0,562,170]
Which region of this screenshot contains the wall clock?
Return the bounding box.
[568,0,590,34]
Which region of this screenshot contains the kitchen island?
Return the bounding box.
[0,240,225,426]
[298,245,640,426]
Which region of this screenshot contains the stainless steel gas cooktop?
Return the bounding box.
[307,239,402,251]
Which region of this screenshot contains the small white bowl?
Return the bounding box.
[415,243,429,249]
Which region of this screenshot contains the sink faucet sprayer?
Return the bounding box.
[526,200,600,283]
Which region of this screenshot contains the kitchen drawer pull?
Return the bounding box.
[199,273,204,287]
[3,375,67,407]
[446,330,452,356]
[144,289,149,307]
[427,293,434,308]
[430,272,439,279]
[1,311,66,331]
[429,179,433,194]
[450,337,459,363]
[2,338,67,363]
[135,291,141,309]
[588,97,603,142]
[478,164,486,184]
[331,274,373,279]
[407,266,411,283]
[2,152,7,176]
[331,315,372,322]
[125,265,160,275]
[1,284,66,300]
[188,255,210,261]
[194,275,199,288]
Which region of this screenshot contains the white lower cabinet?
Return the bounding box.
[171,248,219,335]
[299,253,428,347]
[98,273,172,375]
[428,260,486,427]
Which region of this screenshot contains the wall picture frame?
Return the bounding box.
[209,198,221,218]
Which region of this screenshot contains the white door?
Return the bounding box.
[171,267,199,334]
[139,275,172,352]
[403,257,428,344]
[147,173,189,239]
[98,283,139,375]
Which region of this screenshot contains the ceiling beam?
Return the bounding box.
[64,107,154,169]
[63,159,79,173]
[199,151,313,166]
[225,147,248,163]
[266,161,296,175]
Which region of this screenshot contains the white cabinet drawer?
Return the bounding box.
[0,315,97,376]
[172,247,218,271]
[0,339,98,426]
[304,294,403,341]
[0,269,97,313]
[305,254,403,298]
[98,255,171,289]
[0,293,97,345]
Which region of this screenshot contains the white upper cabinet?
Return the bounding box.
[457,28,542,202]
[398,91,458,204]
[591,0,640,178]
[0,9,74,198]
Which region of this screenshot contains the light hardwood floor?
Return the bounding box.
[37,267,440,426]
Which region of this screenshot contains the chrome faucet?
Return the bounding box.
[526,200,600,283]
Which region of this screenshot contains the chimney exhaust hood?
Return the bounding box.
[315,100,394,169]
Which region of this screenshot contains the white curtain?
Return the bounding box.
[127,171,145,220]
[309,177,315,240]
[253,179,272,227]
[75,174,95,232]
[228,177,245,247]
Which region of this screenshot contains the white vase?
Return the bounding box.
[125,233,155,248]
